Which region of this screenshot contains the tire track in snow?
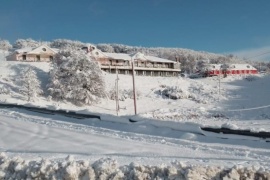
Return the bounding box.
[0,109,270,165]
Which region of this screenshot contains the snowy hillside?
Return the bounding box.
[0,56,269,131]
[1,50,270,178]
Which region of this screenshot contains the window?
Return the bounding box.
[247,65,250,68]
[42,48,46,51]
[95,52,99,55]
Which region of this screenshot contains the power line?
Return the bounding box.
[245,50,270,60]
[218,104,270,112]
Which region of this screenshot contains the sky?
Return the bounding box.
[1,0,270,60]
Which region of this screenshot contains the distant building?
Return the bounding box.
[6,45,58,62]
[204,64,258,76]
[83,45,181,76]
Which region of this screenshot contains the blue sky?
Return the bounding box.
[1,0,270,59]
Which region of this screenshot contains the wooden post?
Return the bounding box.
[115,68,120,115]
[131,59,137,115]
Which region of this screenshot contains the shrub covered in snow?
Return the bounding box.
[48,49,106,105]
[108,88,141,101]
[156,81,223,104]
[0,154,269,180]
[160,86,190,100]
[245,75,257,81]
[144,108,208,121]
[0,86,11,95]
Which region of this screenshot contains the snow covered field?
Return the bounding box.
[1,50,270,178]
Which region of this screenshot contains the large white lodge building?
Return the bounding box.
[83,46,181,77]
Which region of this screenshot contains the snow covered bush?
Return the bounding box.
[18,67,43,101]
[48,49,106,105]
[245,75,256,81]
[108,88,141,101]
[0,86,11,95]
[160,86,190,100]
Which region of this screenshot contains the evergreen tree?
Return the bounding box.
[48,49,106,105]
[19,67,43,101]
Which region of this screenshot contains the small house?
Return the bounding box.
[6,45,58,62]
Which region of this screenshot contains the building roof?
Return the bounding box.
[229,64,257,70]
[15,45,58,54]
[15,47,33,53]
[207,64,257,70]
[103,52,176,63]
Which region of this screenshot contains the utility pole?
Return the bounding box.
[218,66,221,101]
[131,59,137,115]
[115,68,120,116]
[130,52,146,115]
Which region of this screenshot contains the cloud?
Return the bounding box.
[229,46,270,61]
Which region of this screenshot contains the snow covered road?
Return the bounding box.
[1,108,270,168]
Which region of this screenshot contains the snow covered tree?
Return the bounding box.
[18,67,43,101]
[13,38,42,49]
[48,49,106,105]
[97,44,115,53]
[0,39,12,51]
[50,39,88,50]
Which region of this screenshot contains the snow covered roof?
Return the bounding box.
[15,45,58,54]
[229,64,257,70]
[145,55,176,63]
[52,48,59,53]
[84,45,176,63]
[103,52,176,63]
[206,64,257,70]
[103,52,131,60]
[15,47,33,53]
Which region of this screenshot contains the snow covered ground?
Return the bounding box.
[1,50,270,178]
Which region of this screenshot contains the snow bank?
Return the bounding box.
[0,153,269,180]
[142,107,209,121]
